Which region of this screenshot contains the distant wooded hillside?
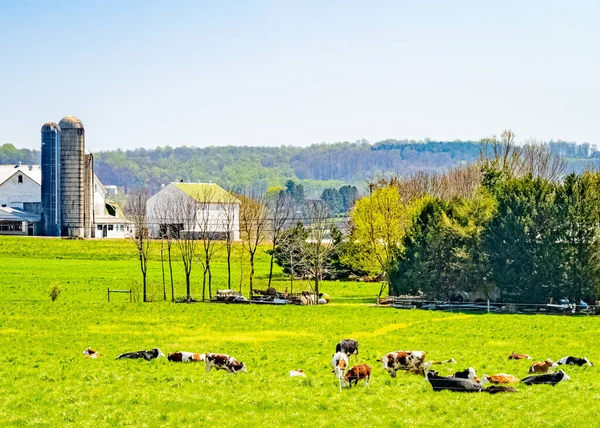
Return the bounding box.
[1,139,598,196]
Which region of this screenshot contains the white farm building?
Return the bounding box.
[146,182,240,240]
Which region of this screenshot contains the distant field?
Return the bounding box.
[0,237,599,427]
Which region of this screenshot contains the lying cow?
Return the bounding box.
[205,353,246,375]
[336,339,359,361]
[521,370,570,386]
[427,371,482,393]
[116,348,164,361]
[168,352,206,363]
[481,373,520,385]
[331,352,349,391]
[83,348,99,359]
[343,364,371,388]
[508,352,532,360]
[378,351,426,377]
[557,356,593,367]
[289,369,306,377]
[528,359,558,374]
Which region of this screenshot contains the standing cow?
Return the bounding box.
[343,364,371,388]
[336,339,359,361]
[331,352,349,391]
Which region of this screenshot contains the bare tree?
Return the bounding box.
[239,193,268,297]
[479,130,565,181]
[304,201,337,304]
[127,189,151,302]
[266,190,295,287]
[219,195,239,290]
[194,186,222,301]
[153,196,176,301]
[171,190,200,303]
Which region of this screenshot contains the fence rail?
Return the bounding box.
[107,288,133,302]
[379,296,599,316]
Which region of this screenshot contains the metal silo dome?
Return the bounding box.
[41,122,61,132]
[58,116,84,129]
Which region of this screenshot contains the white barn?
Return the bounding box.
[93,176,133,238]
[147,182,240,240]
[0,164,42,235]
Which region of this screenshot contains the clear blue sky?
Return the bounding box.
[1,0,598,151]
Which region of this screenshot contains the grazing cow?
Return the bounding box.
[205,353,246,375]
[481,374,520,385]
[378,351,426,377]
[528,359,558,374]
[331,352,349,391]
[483,386,518,394]
[336,339,359,361]
[343,364,371,388]
[508,352,532,360]
[452,367,478,381]
[289,369,306,377]
[521,370,571,386]
[83,348,99,359]
[557,356,594,367]
[116,348,164,361]
[426,371,482,393]
[167,352,205,363]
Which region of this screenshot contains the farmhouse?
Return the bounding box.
[0,164,42,235]
[0,162,130,237]
[146,182,240,240]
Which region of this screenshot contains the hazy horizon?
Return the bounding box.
[1,0,598,152]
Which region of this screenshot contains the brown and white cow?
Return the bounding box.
[168,352,206,363]
[289,369,306,377]
[205,353,247,375]
[481,373,520,385]
[508,352,532,360]
[529,359,558,374]
[331,352,349,391]
[377,351,427,377]
[83,348,99,359]
[343,364,371,388]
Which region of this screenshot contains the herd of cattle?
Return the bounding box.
[82,340,593,393]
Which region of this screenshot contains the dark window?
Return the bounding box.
[97,225,103,231]
[18,175,23,183]
[108,225,114,231]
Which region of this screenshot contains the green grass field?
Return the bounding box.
[1,237,599,427]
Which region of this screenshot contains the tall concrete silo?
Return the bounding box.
[59,116,86,237]
[41,122,61,236]
[84,150,95,238]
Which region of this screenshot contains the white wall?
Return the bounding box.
[147,184,240,240]
[0,173,40,208]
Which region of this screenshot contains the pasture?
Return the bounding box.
[0,237,599,427]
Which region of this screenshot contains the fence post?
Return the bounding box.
[129,289,132,302]
[487,299,490,314]
[107,288,110,303]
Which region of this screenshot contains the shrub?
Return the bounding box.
[48,283,62,301]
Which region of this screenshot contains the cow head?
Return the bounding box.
[231,361,247,373]
[154,348,165,358]
[82,348,96,356]
[480,374,490,385]
[546,359,558,369]
[558,370,571,382]
[584,357,594,367]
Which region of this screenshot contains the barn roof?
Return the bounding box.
[0,164,42,186]
[0,207,40,222]
[172,182,239,204]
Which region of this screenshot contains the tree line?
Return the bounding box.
[344,131,600,304]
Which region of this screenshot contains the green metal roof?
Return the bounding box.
[172,183,239,204]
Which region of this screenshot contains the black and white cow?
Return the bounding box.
[557,356,593,367]
[116,348,164,361]
[205,353,247,375]
[521,370,571,386]
[452,367,478,381]
[426,371,482,392]
[335,339,359,361]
